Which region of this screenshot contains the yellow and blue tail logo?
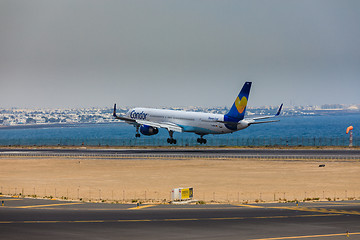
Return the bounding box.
[225,82,251,124]
[234,96,248,115]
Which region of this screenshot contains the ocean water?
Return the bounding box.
[0,114,359,146]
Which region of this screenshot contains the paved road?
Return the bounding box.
[1,197,360,239]
[1,148,360,159]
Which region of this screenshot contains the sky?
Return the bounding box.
[0,0,359,109]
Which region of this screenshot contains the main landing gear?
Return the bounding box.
[197,136,207,144]
[135,125,141,138]
[167,130,177,144]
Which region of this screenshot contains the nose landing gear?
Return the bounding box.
[135,125,141,138]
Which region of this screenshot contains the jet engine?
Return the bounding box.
[139,125,159,136]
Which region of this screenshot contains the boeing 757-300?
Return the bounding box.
[113,82,282,144]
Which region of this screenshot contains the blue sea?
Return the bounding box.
[0,114,359,146]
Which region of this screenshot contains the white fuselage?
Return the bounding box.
[125,108,250,135]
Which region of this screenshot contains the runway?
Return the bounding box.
[1,197,360,239]
[1,148,360,159]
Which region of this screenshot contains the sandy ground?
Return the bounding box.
[1,156,359,203]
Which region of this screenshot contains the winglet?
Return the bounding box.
[275,104,283,116]
[113,104,117,117]
[112,104,136,122]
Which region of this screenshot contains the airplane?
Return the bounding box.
[113,82,282,144]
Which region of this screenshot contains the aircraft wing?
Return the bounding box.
[113,104,136,123]
[113,104,183,132]
[136,120,183,133]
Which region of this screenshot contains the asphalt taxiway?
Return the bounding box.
[1,196,360,239]
[1,148,360,159]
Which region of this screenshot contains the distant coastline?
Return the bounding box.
[0,122,117,130]
[1,105,359,128]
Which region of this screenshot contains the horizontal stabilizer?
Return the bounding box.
[248,120,280,125]
[252,104,283,120]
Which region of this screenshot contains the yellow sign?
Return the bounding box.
[181,188,193,199]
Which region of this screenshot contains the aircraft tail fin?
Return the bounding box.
[225,82,252,121]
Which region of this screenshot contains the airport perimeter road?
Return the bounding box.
[1,148,360,159]
[1,197,360,240]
